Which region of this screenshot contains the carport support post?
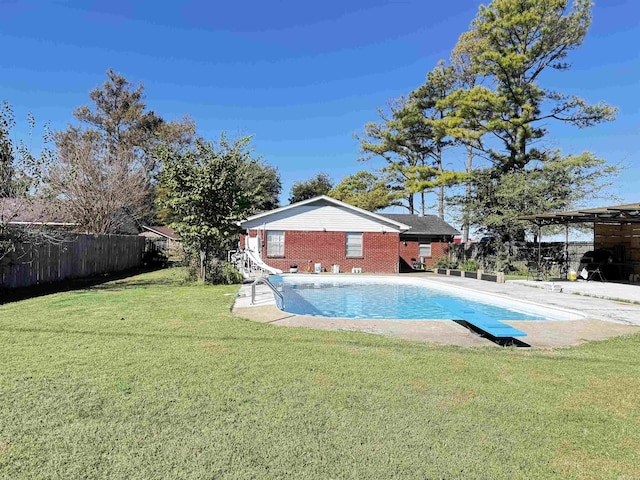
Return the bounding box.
[537,223,542,267]
[565,224,569,274]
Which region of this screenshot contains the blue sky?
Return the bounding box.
[2,0,639,220]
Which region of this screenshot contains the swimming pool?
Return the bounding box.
[269,275,579,322]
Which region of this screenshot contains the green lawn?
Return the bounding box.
[1,268,639,479]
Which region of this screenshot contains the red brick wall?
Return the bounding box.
[399,240,449,268]
[430,242,449,267]
[399,239,419,268]
[239,231,258,249]
[246,229,400,273]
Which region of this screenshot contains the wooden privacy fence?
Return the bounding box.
[0,234,146,289]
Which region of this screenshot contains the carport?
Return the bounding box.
[519,202,640,282]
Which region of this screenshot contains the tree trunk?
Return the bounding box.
[462,145,473,244]
[437,147,444,219]
[200,250,206,282]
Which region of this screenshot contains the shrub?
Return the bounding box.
[187,257,244,285]
[142,249,168,268]
[459,259,479,272]
[434,256,457,270]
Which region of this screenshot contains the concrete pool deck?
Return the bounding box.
[232,274,640,348]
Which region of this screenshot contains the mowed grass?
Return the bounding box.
[1,269,639,479]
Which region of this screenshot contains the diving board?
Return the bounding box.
[431,298,527,338]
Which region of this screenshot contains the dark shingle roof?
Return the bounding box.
[379,213,459,236]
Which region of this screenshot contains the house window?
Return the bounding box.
[419,243,432,259]
[267,231,285,257]
[346,232,363,257]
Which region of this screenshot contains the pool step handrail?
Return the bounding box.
[229,249,283,279]
[251,276,284,308]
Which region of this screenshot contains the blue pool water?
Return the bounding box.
[269,276,546,321]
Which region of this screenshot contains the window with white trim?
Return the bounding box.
[267,230,285,257]
[346,232,363,257]
[419,243,432,259]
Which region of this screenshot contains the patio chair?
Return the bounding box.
[585,263,606,282]
[578,249,612,282]
[411,258,426,270]
[526,261,541,281]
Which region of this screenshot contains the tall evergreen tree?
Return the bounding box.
[444,0,617,240]
[328,170,397,212]
[405,61,460,219]
[357,97,432,214]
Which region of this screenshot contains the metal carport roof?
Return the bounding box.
[518,203,640,225]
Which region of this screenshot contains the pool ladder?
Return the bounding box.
[250,276,284,308]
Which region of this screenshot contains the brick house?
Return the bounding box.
[239,196,458,274]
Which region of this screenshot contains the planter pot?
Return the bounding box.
[463,270,477,279]
[436,268,447,275]
[449,269,462,277]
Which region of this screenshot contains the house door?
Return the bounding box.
[247,236,262,257]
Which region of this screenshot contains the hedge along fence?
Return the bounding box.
[0,233,146,289]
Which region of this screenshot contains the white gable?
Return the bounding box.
[241,200,405,233]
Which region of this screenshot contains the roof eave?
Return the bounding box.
[240,196,411,231]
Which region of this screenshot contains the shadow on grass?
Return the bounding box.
[0,265,170,305]
[83,275,188,292]
[0,324,399,350]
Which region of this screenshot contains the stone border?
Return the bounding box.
[438,269,505,283]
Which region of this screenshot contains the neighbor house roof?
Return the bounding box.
[142,225,180,240]
[0,198,75,226]
[240,196,412,231]
[379,213,460,236]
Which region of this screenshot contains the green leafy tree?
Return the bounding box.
[156,135,255,281]
[1,101,55,260]
[288,173,333,204]
[155,147,281,225]
[328,170,397,212]
[467,152,617,240]
[0,102,40,200]
[1,102,25,260]
[1,102,22,200]
[444,0,617,241]
[241,160,281,213]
